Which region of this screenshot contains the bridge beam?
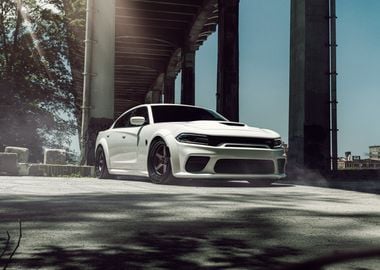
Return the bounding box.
[288,0,331,175]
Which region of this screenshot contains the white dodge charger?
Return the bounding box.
[95,104,286,184]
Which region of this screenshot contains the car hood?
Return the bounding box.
[168,121,280,138]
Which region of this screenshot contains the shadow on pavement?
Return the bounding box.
[1,190,379,269]
[282,178,380,195]
[9,236,301,270]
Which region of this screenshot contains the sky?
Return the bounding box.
[174,0,380,158]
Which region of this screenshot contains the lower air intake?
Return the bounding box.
[214,159,274,174]
[185,156,210,173]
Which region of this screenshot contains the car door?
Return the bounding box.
[107,111,132,170]
[108,107,149,170]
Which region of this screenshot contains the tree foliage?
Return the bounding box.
[0,0,85,162]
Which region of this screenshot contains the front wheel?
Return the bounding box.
[148,139,174,184]
[95,146,111,179]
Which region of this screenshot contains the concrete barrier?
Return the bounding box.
[0,152,18,175]
[29,164,94,177]
[5,146,30,163]
[18,163,30,176]
[44,149,66,165]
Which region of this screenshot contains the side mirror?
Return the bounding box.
[130,116,146,126]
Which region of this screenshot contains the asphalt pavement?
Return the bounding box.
[0,176,379,269]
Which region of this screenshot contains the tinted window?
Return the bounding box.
[113,111,133,128]
[134,107,149,125]
[113,106,149,128]
[151,106,226,123]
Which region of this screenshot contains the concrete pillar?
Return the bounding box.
[90,0,115,119]
[86,118,114,165]
[164,73,176,103]
[217,0,239,122]
[289,0,331,174]
[181,49,195,105]
[145,89,162,104]
[82,0,115,165]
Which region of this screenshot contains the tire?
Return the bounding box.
[148,139,174,184]
[95,146,111,179]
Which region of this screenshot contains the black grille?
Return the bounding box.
[208,136,276,148]
[185,156,210,173]
[214,159,274,174]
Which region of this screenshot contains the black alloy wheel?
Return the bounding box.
[148,139,174,184]
[95,146,110,179]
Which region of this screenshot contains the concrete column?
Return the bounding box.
[90,0,115,119]
[289,0,331,174]
[217,0,239,122]
[82,0,115,165]
[86,118,114,165]
[181,49,195,105]
[145,89,162,104]
[152,90,162,103]
[164,73,176,103]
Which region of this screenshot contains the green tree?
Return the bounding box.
[0,0,85,162]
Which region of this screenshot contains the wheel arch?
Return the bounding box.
[148,132,180,175]
[95,139,111,169]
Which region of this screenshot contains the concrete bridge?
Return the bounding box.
[79,0,338,177]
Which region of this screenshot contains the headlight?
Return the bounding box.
[176,133,209,145]
[273,138,283,148]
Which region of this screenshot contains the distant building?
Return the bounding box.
[339,147,380,170]
[344,151,352,161]
[369,145,380,161]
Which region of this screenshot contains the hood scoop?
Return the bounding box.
[220,122,246,127]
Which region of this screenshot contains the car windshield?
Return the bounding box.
[151,105,226,123]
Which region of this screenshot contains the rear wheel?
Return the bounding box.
[95,146,111,179]
[148,139,174,184]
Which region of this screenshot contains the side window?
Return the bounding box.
[133,107,149,125]
[113,107,149,129]
[113,111,133,128]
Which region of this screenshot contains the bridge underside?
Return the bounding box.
[114,0,219,116]
[83,0,239,164]
[82,0,335,177]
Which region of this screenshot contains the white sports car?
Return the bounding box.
[95,104,286,184]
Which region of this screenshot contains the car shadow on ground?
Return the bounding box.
[115,175,293,188]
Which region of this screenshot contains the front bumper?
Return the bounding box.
[170,141,286,180]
